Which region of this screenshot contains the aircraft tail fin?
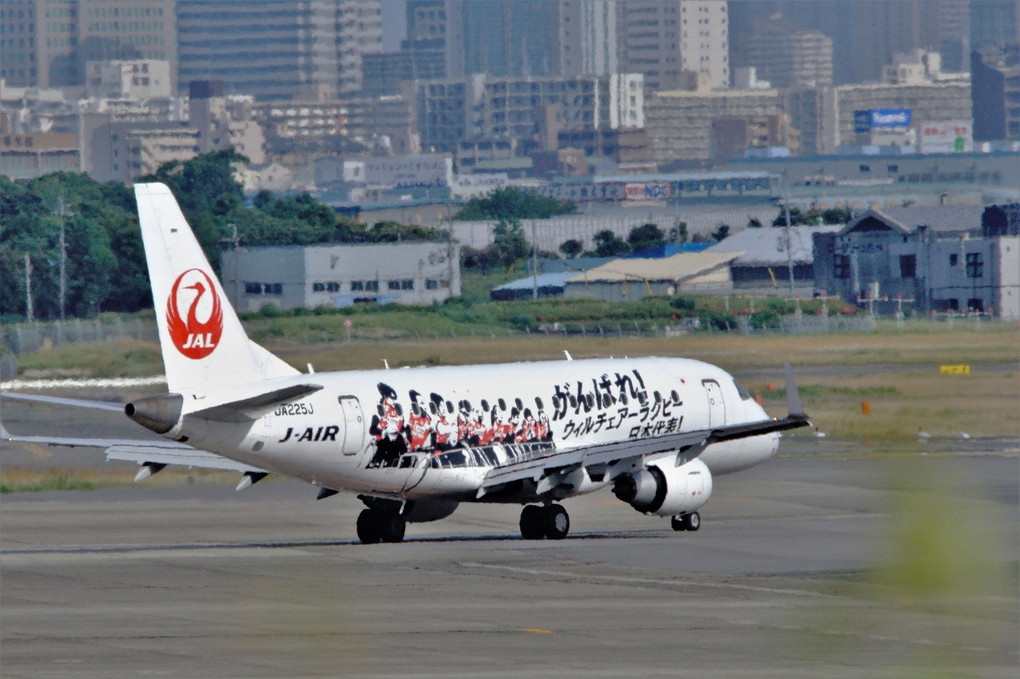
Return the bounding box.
[134,183,298,394]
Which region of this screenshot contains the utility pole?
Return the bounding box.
[24,253,33,322]
[55,196,70,321]
[531,221,538,300]
[783,193,794,298]
[222,223,240,305]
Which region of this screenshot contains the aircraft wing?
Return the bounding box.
[105,444,265,473]
[478,364,809,497]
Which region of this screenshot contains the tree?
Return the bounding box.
[772,206,805,226]
[142,149,248,217]
[592,229,630,257]
[822,206,853,224]
[747,216,764,228]
[710,224,731,242]
[669,220,689,243]
[453,186,576,221]
[627,223,666,253]
[493,218,530,267]
[559,239,583,258]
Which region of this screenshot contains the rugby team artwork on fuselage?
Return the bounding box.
[361,366,686,470]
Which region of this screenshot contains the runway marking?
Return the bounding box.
[458,562,829,598]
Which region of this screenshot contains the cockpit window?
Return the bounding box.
[733,379,752,401]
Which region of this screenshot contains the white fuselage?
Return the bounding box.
[171,357,779,502]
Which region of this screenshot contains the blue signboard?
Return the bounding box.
[854,109,912,132]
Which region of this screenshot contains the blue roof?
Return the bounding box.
[625,243,712,258]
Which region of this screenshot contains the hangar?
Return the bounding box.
[562,251,742,302]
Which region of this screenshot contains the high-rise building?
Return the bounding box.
[559,0,618,77]
[457,0,560,77]
[970,0,1019,52]
[742,24,833,90]
[620,1,730,92]
[730,0,955,84]
[1,0,176,89]
[413,73,643,156]
[971,45,1020,142]
[337,0,384,94]
[937,0,971,71]
[177,0,381,100]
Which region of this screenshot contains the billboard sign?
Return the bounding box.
[624,182,671,201]
[919,120,973,154]
[449,173,509,200]
[364,154,453,188]
[854,109,912,132]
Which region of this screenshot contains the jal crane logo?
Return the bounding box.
[166,269,223,359]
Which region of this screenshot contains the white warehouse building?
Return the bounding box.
[221,241,461,312]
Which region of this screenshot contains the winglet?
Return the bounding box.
[784,363,808,420]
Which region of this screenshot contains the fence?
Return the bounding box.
[0,309,1003,357]
[2,317,159,355]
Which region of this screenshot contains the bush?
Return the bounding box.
[670,296,697,312]
[259,303,284,318]
[749,309,782,330]
[699,311,737,331]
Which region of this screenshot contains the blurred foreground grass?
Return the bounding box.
[786,461,1016,677]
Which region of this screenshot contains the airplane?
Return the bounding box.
[1,182,811,544]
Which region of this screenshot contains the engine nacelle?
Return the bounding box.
[612,457,713,517]
[125,393,183,435]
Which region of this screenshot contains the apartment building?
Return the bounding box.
[645,84,782,165]
[620,0,729,92]
[177,0,382,100]
[0,0,176,88]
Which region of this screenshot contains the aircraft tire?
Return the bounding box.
[380,513,407,543]
[519,505,544,540]
[357,508,382,544]
[542,504,570,540]
[671,512,701,532]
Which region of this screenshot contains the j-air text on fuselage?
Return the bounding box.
[0,183,810,544]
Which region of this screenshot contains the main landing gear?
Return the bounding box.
[671,511,700,532]
[519,503,570,540]
[357,506,407,544]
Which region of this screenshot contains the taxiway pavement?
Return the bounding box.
[1,395,1018,678]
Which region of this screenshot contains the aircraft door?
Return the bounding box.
[701,379,726,426]
[337,396,366,455]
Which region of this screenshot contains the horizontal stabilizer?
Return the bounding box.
[0,391,124,412]
[190,384,324,422]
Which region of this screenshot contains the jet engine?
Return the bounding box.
[125,393,183,435]
[612,457,712,516]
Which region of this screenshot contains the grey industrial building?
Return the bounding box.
[220,241,461,312]
[812,204,1020,320]
[707,224,842,291]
